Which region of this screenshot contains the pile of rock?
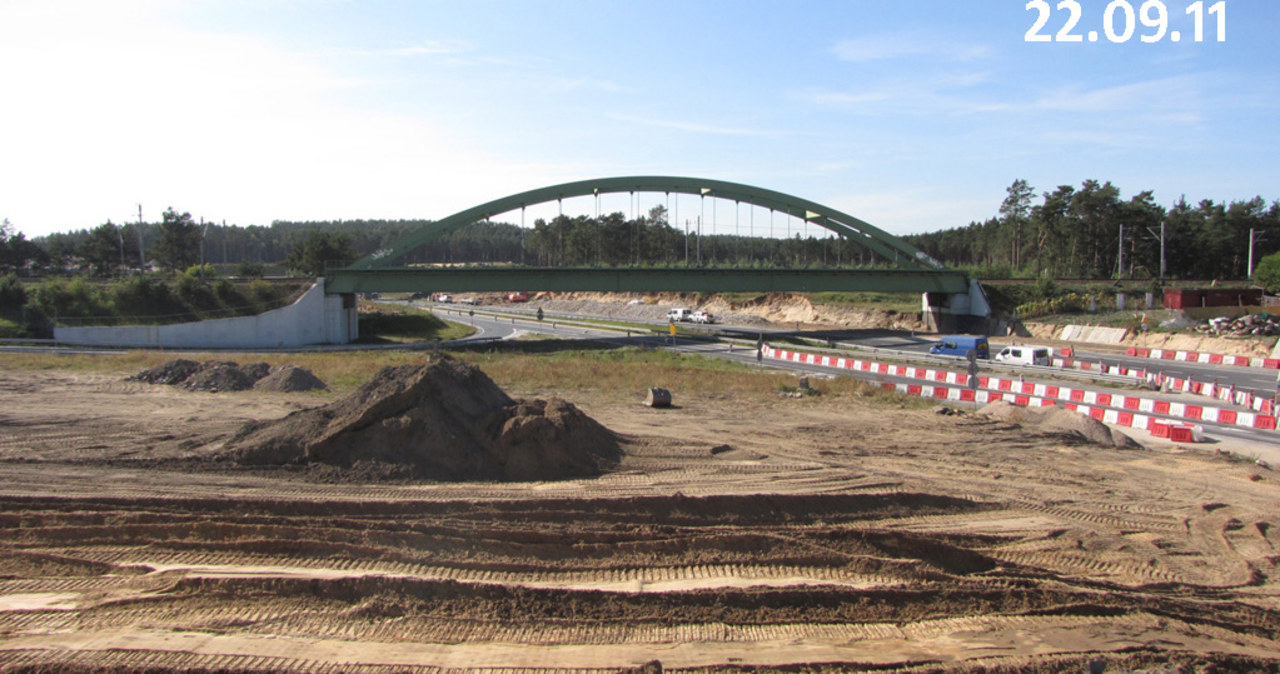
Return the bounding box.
[129,359,327,393]
[1196,313,1280,337]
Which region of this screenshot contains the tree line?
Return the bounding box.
[904,179,1280,281]
[8,206,885,277]
[5,180,1278,282]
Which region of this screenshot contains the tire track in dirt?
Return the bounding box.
[3,367,1280,671]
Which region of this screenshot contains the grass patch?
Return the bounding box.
[357,302,474,343]
[457,343,903,405]
[0,342,916,408]
[806,292,919,313]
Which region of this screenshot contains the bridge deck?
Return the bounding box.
[324,267,970,295]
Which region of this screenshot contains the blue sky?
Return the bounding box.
[2,1,1277,239]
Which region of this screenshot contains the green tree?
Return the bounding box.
[1,219,46,273]
[285,230,356,277]
[999,179,1035,270]
[0,273,26,314]
[153,208,202,272]
[78,222,126,276]
[1254,252,1280,293]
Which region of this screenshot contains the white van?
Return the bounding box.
[667,308,693,322]
[994,345,1052,366]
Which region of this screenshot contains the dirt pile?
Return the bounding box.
[129,360,325,393]
[220,359,621,481]
[181,360,259,392]
[978,400,1139,448]
[127,358,202,385]
[253,365,328,392]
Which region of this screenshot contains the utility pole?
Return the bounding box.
[136,204,145,270]
[1146,221,1166,281]
[1246,228,1269,279]
[696,215,702,266]
[1248,228,1256,279]
[1160,219,1166,280]
[199,217,210,279]
[1117,223,1125,279]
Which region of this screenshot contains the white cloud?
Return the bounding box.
[797,71,995,116]
[1032,76,1203,121]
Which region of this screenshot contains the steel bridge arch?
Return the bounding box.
[346,176,945,271]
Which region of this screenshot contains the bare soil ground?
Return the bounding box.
[1,364,1279,672]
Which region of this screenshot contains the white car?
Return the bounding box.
[994,345,1052,366]
[667,308,693,322]
[690,311,715,324]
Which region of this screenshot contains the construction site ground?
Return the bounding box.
[1,362,1278,672]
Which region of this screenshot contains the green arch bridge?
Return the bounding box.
[324,176,990,324]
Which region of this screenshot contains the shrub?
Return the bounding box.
[236,261,265,278]
[183,263,218,279]
[1032,276,1060,301]
[175,274,219,314]
[111,276,184,322]
[1015,292,1090,319]
[249,280,279,307]
[0,274,25,313]
[32,278,109,321]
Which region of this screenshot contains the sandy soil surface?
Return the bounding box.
[1022,320,1279,359]
[1,366,1279,672]
[519,291,924,332]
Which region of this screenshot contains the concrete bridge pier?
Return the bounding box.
[923,278,993,335]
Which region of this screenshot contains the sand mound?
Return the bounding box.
[128,359,201,385]
[254,365,328,392]
[978,400,1138,448]
[220,360,621,481]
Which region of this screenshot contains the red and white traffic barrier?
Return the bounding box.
[872,380,1206,442]
[1127,346,1280,370]
[762,345,1277,434]
[1150,373,1276,417]
[1050,356,1276,417]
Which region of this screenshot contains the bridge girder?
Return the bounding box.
[345,176,945,271]
[324,267,970,295]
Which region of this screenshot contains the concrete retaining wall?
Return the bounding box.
[54,279,358,349]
